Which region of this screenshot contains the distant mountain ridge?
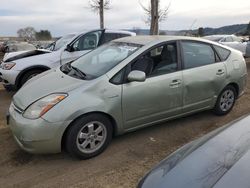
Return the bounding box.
[129,23,248,36]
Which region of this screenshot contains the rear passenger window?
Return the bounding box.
[213,45,231,61]
[101,33,119,43]
[182,41,216,69]
[101,33,130,44]
[119,34,130,38]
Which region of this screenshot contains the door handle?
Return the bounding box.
[170,79,181,87]
[216,69,225,75]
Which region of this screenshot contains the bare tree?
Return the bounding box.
[17,27,36,41]
[140,0,170,35]
[89,0,111,29]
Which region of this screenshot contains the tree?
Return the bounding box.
[140,0,170,35]
[35,30,52,40]
[197,27,204,37]
[17,27,36,41]
[89,0,111,29]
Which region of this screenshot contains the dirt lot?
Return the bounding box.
[0,54,250,188]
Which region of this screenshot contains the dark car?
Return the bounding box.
[138,115,250,188]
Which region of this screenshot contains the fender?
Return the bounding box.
[15,65,50,88]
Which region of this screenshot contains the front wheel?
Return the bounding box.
[213,85,236,115]
[65,114,113,159]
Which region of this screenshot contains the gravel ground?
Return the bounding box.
[0,53,250,188]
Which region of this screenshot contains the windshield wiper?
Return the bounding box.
[61,63,71,74]
[71,65,86,79]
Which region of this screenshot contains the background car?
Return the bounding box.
[5,42,36,53]
[203,34,248,57]
[138,114,250,188]
[2,33,76,62]
[8,36,247,159]
[0,41,18,53]
[0,29,136,91]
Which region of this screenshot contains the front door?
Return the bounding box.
[60,30,103,64]
[122,42,183,129]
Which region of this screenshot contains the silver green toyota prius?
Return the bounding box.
[7,36,247,159]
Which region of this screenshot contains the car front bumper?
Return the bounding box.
[8,103,71,154]
[0,68,19,86]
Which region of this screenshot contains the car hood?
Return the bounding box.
[3,49,52,62]
[13,68,85,110]
[139,115,250,188]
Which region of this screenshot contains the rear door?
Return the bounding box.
[60,30,103,64]
[181,41,227,113]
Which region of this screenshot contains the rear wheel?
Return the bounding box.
[65,114,113,159]
[213,85,236,115]
[19,69,44,88]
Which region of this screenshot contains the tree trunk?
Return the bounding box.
[150,0,159,35]
[99,0,104,29]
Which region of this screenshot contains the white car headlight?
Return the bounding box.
[23,93,68,119]
[1,62,16,70]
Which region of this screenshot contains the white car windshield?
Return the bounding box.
[53,34,76,51]
[68,42,141,79]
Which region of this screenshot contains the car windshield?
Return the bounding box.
[203,36,223,42]
[67,42,141,79]
[53,34,76,51]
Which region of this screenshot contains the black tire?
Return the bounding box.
[65,114,113,159]
[3,84,14,92]
[19,69,44,88]
[213,85,237,116]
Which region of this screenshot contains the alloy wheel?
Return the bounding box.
[76,121,107,154]
[219,89,235,112]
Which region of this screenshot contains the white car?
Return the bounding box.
[203,35,248,56]
[0,29,135,91]
[2,33,76,62]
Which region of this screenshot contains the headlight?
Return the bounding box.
[23,93,68,119]
[1,62,16,70]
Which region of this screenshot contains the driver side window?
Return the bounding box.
[72,31,102,51]
[130,42,178,77]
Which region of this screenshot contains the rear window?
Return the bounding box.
[213,45,231,61]
[182,41,216,69]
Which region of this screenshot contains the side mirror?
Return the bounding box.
[127,70,146,82]
[65,44,73,52]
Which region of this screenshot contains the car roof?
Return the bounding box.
[113,35,220,46]
[204,34,235,38]
[105,29,136,36]
[73,29,136,36]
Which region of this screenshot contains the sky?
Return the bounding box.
[0,0,249,37]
